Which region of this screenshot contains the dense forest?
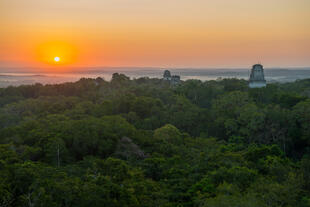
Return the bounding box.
[0,73,310,207]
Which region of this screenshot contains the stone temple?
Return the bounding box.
[163,70,181,85]
[163,70,172,80]
[249,64,266,88]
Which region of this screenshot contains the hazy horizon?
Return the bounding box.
[1,65,310,74]
[1,67,310,88]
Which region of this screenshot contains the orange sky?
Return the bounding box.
[0,0,309,69]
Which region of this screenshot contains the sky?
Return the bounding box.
[0,0,309,70]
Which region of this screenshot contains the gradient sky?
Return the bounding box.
[0,0,309,69]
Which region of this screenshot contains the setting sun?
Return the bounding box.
[33,40,78,67]
[54,57,60,62]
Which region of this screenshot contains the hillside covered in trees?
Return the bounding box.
[0,74,310,207]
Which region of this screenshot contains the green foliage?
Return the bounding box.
[154,124,182,142]
[0,76,309,206]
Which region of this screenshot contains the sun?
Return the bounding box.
[54,57,60,62]
[35,40,78,67]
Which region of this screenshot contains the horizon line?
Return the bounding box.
[1,65,310,71]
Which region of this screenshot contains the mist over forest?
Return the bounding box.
[1,67,310,87]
